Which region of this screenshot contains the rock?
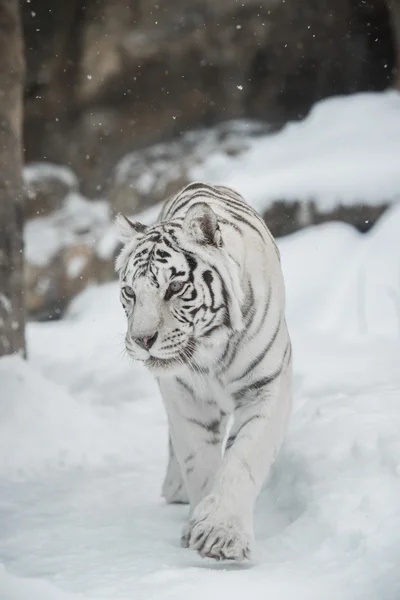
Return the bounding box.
[25,241,118,322]
[23,163,79,219]
[24,191,117,320]
[110,120,268,214]
[262,201,313,238]
[262,200,390,237]
[312,202,390,234]
[22,0,396,197]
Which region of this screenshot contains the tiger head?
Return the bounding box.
[115,202,243,374]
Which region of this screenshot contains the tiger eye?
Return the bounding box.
[123,286,135,299]
[169,281,184,293]
[165,280,185,301]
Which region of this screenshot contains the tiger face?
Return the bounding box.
[115,202,243,374]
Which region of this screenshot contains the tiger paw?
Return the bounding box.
[182,494,253,561]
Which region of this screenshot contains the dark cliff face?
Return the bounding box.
[22,0,396,196]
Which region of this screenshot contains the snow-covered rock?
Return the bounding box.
[24,193,113,319]
[110,120,268,215]
[193,91,400,214]
[23,163,79,219]
[22,91,400,318]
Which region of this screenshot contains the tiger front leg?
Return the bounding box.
[162,435,189,504]
[159,377,227,513]
[184,376,292,561]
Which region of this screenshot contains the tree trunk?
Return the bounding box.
[0,0,26,358]
[386,0,400,88]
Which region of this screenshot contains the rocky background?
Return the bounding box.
[20,0,399,319]
[23,0,397,195]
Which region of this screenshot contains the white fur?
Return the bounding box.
[116,183,293,561]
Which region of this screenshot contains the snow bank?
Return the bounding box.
[0,354,161,479]
[282,203,400,339]
[193,91,400,213]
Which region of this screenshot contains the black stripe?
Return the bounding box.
[193,184,269,239]
[156,249,171,258]
[171,309,190,324]
[205,437,220,445]
[233,370,281,403]
[224,207,266,243]
[219,276,231,328]
[202,270,215,309]
[164,183,272,250]
[197,183,280,257]
[218,216,242,235]
[286,338,292,366]
[235,318,281,382]
[176,377,195,397]
[215,185,280,255]
[241,281,255,319]
[169,181,265,235]
[225,435,236,451]
[165,186,210,219]
[184,253,197,279]
[188,417,220,434]
[221,299,255,370]
[241,284,272,349]
[281,338,292,369]
[241,459,256,485]
[234,414,262,437]
[213,186,265,221]
[201,476,210,490]
[202,323,223,338]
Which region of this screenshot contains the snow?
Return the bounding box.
[192,91,400,213]
[23,91,400,273]
[0,294,11,314]
[114,120,266,195]
[23,163,79,190]
[66,255,87,279]
[281,203,400,338]
[2,201,400,599]
[115,91,400,220]
[25,194,110,267]
[5,89,400,597]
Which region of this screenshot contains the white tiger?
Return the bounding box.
[115,182,292,561]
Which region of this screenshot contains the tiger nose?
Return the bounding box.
[135,332,158,350]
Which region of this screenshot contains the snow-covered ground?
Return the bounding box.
[2,197,400,599]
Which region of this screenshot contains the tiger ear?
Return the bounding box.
[183,202,222,246]
[115,213,147,244]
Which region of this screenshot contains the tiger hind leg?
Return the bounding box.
[161,435,189,504]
